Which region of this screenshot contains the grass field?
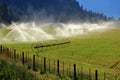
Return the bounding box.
[1,28,120,78]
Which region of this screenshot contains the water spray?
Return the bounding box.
[0,21,116,43]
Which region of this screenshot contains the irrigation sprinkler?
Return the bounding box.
[31,39,71,54]
[34,41,70,49]
[33,41,70,48]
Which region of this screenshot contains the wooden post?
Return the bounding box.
[57,60,60,74]
[49,58,50,72]
[22,52,24,65]
[14,49,16,61]
[69,64,71,75]
[89,69,91,80]
[10,48,13,58]
[54,60,55,73]
[2,47,3,53]
[95,70,98,80]
[44,57,46,73]
[63,61,64,75]
[0,45,2,53]
[41,57,42,72]
[104,72,106,80]
[81,66,83,80]
[6,48,9,55]
[9,49,11,57]
[33,55,35,71]
[74,64,77,80]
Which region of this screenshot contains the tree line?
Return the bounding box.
[0,0,116,25]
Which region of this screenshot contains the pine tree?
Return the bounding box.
[0,3,11,24]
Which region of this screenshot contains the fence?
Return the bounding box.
[0,45,119,80]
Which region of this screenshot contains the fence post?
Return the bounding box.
[17,50,20,60]
[89,69,91,80]
[14,49,16,61]
[95,70,98,80]
[44,57,46,73]
[0,45,2,53]
[22,52,24,65]
[57,60,60,75]
[33,55,36,71]
[3,47,5,54]
[9,49,13,59]
[41,57,43,72]
[69,64,71,75]
[49,58,50,72]
[63,61,64,76]
[6,48,9,55]
[81,66,83,80]
[74,64,77,80]
[2,47,3,53]
[10,48,13,58]
[54,60,55,73]
[104,72,106,80]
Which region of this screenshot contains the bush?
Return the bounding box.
[0,59,36,80]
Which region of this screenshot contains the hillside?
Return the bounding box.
[0,0,107,24]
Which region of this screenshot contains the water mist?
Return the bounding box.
[0,21,118,43]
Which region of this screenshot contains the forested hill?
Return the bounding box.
[0,0,109,24]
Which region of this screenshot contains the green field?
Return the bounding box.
[1,28,120,79]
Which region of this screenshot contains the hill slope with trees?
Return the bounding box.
[0,0,108,24]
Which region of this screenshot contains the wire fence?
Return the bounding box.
[0,45,119,80]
